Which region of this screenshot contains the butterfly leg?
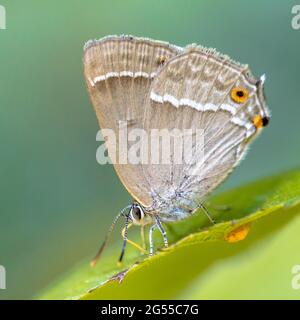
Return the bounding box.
[149,224,157,256]
[155,216,168,248]
[178,193,216,224]
[149,217,169,256]
[198,203,216,224]
[120,223,147,258]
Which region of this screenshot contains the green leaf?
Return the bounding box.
[38,169,300,299]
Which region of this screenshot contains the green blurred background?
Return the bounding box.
[0,0,299,299]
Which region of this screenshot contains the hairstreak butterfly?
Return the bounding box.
[83,35,270,265]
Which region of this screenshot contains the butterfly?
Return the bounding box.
[83,35,270,264]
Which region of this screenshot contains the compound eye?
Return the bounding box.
[230,87,249,104]
[130,205,144,223]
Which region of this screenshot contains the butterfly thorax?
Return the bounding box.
[141,191,201,222]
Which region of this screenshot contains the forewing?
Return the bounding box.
[83,35,182,206]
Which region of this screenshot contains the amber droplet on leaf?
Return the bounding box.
[224,223,251,243]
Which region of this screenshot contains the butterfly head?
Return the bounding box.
[129,202,152,226]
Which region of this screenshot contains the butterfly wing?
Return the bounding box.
[142,47,269,209]
[83,35,182,207]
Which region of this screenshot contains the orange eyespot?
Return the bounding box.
[225,223,251,243]
[230,87,249,104]
[252,115,263,129]
[157,56,166,65]
[252,115,269,129]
